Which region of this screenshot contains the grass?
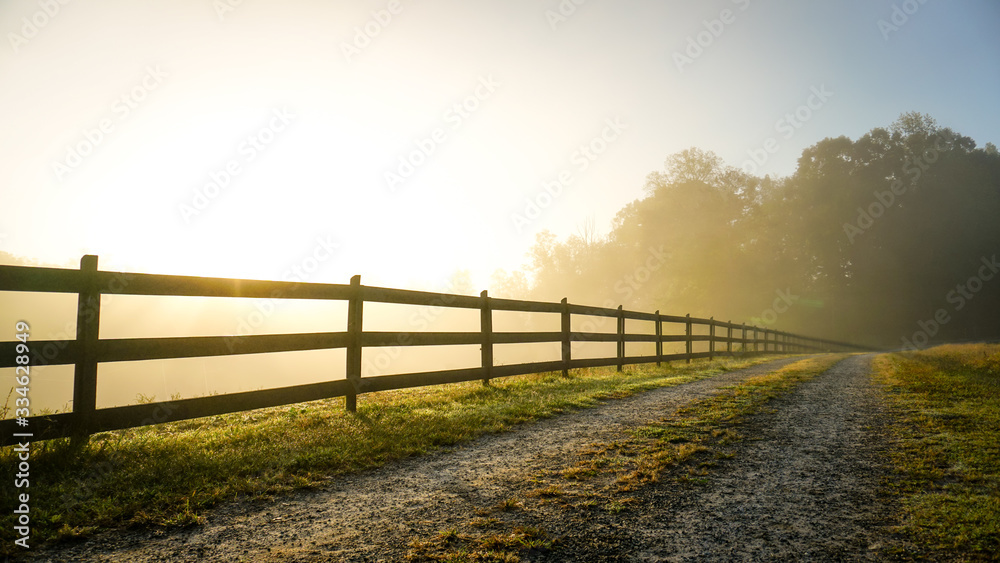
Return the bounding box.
[407,354,846,561]
[0,354,784,554]
[873,344,1000,559]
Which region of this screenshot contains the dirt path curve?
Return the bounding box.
[555,353,895,562]
[35,358,807,562]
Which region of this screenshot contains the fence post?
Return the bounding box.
[73,255,101,439]
[616,305,624,372]
[753,326,759,353]
[345,275,363,412]
[741,323,747,354]
[655,310,663,367]
[481,290,494,384]
[726,320,732,354]
[685,314,692,363]
[560,297,570,377]
[708,317,715,361]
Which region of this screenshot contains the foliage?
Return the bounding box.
[505,113,1000,347]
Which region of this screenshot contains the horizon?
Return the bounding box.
[2,1,999,290]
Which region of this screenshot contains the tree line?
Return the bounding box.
[492,113,1000,349]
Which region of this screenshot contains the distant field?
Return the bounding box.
[874,343,1000,559]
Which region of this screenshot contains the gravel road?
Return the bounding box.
[33,355,896,562]
[635,354,895,561]
[546,353,897,561]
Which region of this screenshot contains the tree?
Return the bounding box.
[505,114,1000,347]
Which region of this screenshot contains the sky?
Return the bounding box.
[2,0,998,293]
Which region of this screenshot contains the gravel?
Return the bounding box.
[546,353,898,562]
[32,355,898,562]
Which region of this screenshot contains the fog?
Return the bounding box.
[0,258,718,413]
[2,3,999,414]
[496,117,1000,350]
[0,276,614,412]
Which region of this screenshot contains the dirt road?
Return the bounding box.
[35,355,897,562]
[550,354,896,561]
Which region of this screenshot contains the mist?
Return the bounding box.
[496,115,1000,350]
[3,3,1000,414]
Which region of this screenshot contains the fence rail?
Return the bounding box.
[0,256,874,446]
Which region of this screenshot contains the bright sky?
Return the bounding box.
[2,0,998,292]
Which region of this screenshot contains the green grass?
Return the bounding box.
[0,354,784,554]
[873,344,1000,559]
[407,354,846,562]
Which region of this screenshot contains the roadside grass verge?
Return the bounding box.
[873,344,1000,559]
[407,354,846,562]
[0,354,784,553]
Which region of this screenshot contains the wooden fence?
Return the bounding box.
[0,255,873,446]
